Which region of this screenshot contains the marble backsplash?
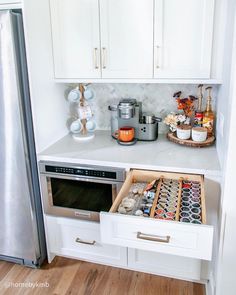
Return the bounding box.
[66,84,218,134]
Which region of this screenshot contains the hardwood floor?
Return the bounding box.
[0,257,205,295]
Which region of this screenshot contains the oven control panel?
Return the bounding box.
[45,165,117,179]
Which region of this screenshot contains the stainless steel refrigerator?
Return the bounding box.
[0,10,46,267]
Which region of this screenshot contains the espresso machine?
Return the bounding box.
[108,98,162,141]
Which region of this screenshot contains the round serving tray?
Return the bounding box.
[167,132,215,148]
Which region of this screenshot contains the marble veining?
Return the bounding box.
[65,84,218,134]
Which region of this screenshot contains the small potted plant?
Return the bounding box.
[164,91,197,140]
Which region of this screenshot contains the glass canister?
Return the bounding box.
[108,104,118,138]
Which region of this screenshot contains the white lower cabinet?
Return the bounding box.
[44,168,219,282]
[45,215,203,281]
[45,216,127,267]
[128,248,201,281]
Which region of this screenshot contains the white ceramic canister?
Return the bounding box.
[192,127,207,142]
[176,124,191,140]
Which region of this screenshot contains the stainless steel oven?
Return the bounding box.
[39,161,126,222]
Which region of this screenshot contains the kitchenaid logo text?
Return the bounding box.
[4,281,49,289]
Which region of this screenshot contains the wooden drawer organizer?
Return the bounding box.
[111,169,206,224]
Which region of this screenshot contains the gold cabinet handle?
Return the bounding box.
[75,237,96,245]
[156,46,160,69]
[93,48,99,69]
[102,47,107,69]
[137,232,170,243]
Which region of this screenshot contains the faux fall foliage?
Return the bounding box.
[173,91,197,117]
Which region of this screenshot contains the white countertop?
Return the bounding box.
[38,131,221,176]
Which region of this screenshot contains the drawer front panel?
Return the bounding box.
[46,216,127,266]
[100,212,213,260]
[128,248,201,281]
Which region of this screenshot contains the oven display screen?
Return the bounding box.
[50,178,113,212]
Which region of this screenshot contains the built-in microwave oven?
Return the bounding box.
[39,161,126,222]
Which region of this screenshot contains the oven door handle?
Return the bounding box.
[41,172,122,185]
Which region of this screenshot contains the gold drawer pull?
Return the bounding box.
[156,45,160,69]
[137,232,170,243]
[93,47,99,69]
[75,237,96,245]
[102,47,107,69]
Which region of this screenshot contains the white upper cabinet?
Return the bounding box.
[49,0,215,81]
[99,0,154,79]
[154,0,215,79]
[50,0,101,79]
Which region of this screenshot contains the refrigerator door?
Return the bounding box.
[0,11,42,264]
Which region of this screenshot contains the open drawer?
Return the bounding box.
[100,169,214,260]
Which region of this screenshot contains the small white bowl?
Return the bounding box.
[192,127,207,142]
[176,125,191,140]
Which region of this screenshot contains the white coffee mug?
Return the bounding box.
[86,120,96,132]
[70,120,82,134]
[84,88,95,100]
[68,87,81,103]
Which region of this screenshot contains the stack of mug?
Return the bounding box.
[67,85,96,140]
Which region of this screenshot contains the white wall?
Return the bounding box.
[216,8,236,293]
[216,0,236,169]
[23,0,68,153]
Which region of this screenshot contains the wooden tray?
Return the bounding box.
[167,132,215,148]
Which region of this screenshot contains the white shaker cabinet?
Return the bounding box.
[154,0,215,79]
[99,0,154,78]
[49,0,215,80]
[50,0,101,79]
[50,0,153,79]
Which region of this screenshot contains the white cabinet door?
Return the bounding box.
[50,0,101,79]
[45,216,127,267]
[154,0,214,79]
[100,0,154,79]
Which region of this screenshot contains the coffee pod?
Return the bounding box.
[180,217,190,223]
[192,127,208,142]
[182,201,190,207]
[191,220,201,224]
[176,124,191,140]
[181,206,190,212]
[191,207,201,215]
[180,211,190,218]
[191,203,201,208]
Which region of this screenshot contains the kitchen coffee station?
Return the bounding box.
[39,82,220,286]
[20,0,236,293]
